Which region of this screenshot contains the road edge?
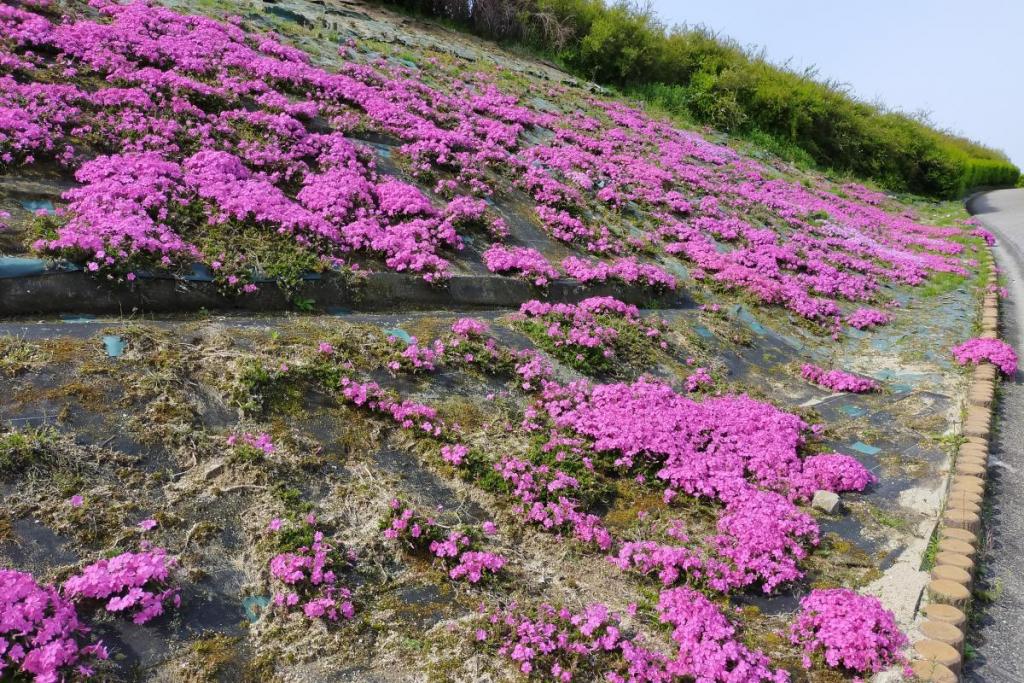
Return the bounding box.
[908,223,1003,681]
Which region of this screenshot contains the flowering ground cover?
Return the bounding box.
[0,0,986,324]
[0,0,1002,680]
[0,272,985,680]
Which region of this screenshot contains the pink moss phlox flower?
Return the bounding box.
[339,378,445,436]
[951,337,1017,376]
[657,587,789,681]
[487,592,785,682]
[970,227,996,246]
[440,443,469,466]
[451,317,488,338]
[845,308,892,330]
[792,454,877,501]
[62,548,179,625]
[485,601,671,681]
[684,367,713,392]
[788,588,907,674]
[0,569,109,683]
[268,525,354,622]
[561,255,677,291]
[228,431,275,454]
[483,244,560,286]
[2,0,974,310]
[384,501,506,583]
[801,364,879,393]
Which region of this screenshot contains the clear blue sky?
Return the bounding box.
[648,0,1024,168]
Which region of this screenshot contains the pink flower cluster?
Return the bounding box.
[526,377,880,590]
[513,349,556,390]
[268,521,354,622]
[389,336,447,373]
[611,489,822,595]
[684,367,713,392]
[710,490,819,593]
[515,296,664,371]
[792,454,877,501]
[560,256,677,290]
[845,308,892,330]
[971,227,996,246]
[483,592,787,682]
[226,431,275,454]
[483,602,668,681]
[0,569,108,683]
[495,456,612,550]
[657,587,789,682]
[788,588,907,674]
[339,378,444,436]
[543,379,806,501]
[62,548,180,625]
[444,195,507,238]
[952,337,1018,376]
[0,0,978,315]
[450,317,489,338]
[384,500,506,583]
[2,0,976,309]
[801,364,879,393]
[483,244,560,286]
[988,284,1008,298]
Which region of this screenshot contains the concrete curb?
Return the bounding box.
[910,250,1003,681]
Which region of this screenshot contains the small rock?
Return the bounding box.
[811,490,841,514]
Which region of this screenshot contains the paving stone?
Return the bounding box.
[920,619,964,648]
[931,564,972,586]
[914,638,962,673]
[937,537,976,557]
[939,527,978,546]
[934,551,974,572]
[923,602,967,627]
[928,579,971,606]
[910,659,957,683]
[943,508,981,534]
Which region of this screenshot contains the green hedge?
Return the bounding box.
[376,0,1019,198]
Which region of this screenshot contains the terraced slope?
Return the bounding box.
[0,0,1000,681]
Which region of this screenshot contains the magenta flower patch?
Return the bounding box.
[0,0,975,312]
[384,500,506,583]
[952,337,1017,375]
[789,588,907,675]
[801,364,879,393]
[62,548,180,625]
[268,520,355,622]
[1,569,108,683]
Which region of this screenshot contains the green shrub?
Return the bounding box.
[374,0,1019,197]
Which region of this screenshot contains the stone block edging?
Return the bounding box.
[911,249,1003,680]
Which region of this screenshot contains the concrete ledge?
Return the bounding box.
[0,270,691,317]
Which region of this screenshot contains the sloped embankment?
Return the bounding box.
[0,0,997,680]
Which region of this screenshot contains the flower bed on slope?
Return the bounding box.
[0,1,986,679]
[0,0,981,319]
[0,303,953,680]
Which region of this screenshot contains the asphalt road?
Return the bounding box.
[965,189,1024,682]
